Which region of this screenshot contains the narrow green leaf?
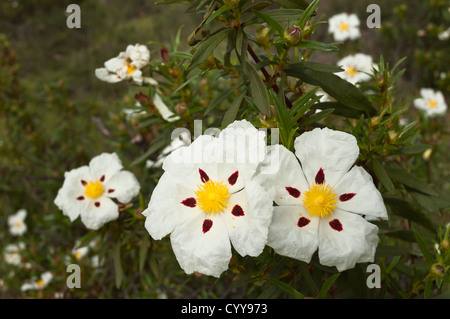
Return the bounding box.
[221,89,246,127]
[205,5,232,25]
[288,61,343,73]
[297,41,339,52]
[316,273,340,299]
[269,278,305,299]
[205,79,243,115]
[187,30,230,70]
[386,166,438,196]
[273,0,309,9]
[313,102,365,119]
[113,242,123,289]
[375,245,413,258]
[298,108,334,127]
[252,10,285,36]
[396,144,431,155]
[371,159,395,194]
[245,61,271,116]
[296,0,319,28]
[245,9,305,24]
[412,228,434,268]
[139,235,150,272]
[172,70,205,94]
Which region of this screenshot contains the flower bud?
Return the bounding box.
[431,263,446,278]
[284,25,302,45]
[175,103,188,115]
[256,24,271,47]
[135,92,151,106]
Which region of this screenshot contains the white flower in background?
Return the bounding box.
[54,153,141,230]
[153,93,180,122]
[142,120,273,277]
[254,128,387,272]
[146,130,191,169]
[328,13,360,42]
[8,209,27,236]
[438,27,450,41]
[336,53,376,85]
[413,88,447,118]
[95,44,150,85]
[21,271,53,291]
[125,93,180,123]
[4,243,25,266]
[72,242,89,260]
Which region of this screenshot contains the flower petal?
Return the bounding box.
[153,93,180,122]
[104,57,126,73]
[95,68,122,83]
[318,209,379,272]
[334,165,388,220]
[267,205,319,263]
[80,197,119,230]
[170,213,232,277]
[104,170,140,204]
[88,153,123,184]
[294,127,359,187]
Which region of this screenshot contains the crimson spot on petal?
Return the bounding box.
[315,168,325,184]
[339,193,356,202]
[108,189,115,193]
[286,186,301,198]
[100,175,105,182]
[231,205,244,217]
[202,219,213,233]
[181,197,197,208]
[76,196,84,201]
[228,171,239,186]
[81,180,87,186]
[297,217,310,228]
[95,202,101,208]
[199,169,210,183]
[329,219,343,232]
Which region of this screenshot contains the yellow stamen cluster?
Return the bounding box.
[340,22,349,31]
[347,66,357,76]
[84,180,104,199]
[195,180,230,215]
[428,100,437,108]
[302,183,338,218]
[126,58,137,75]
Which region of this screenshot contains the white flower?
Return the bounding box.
[254,128,387,272]
[413,88,447,118]
[153,93,180,122]
[72,242,89,260]
[142,120,273,277]
[8,209,27,236]
[95,44,150,85]
[336,53,376,85]
[328,13,360,42]
[4,243,25,266]
[146,130,191,169]
[438,28,450,41]
[54,153,141,230]
[21,271,53,291]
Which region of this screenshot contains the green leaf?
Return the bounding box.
[313,102,366,119]
[297,41,339,52]
[205,5,232,25]
[221,89,246,127]
[245,9,305,24]
[412,228,434,268]
[288,61,343,73]
[187,30,230,70]
[273,0,309,9]
[298,108,334,127]
[269,278,305,299]
[205,79,243,115]
[244,61,271,116]
[385,166,438,196]
[371,159,395,194]
[396,144,431,155]
[296,0,319,28]
[113,242,123,289]
[252,10,285,37]
[172,70,205,94]
[375,245,413,258]
[316,273,340,299]
[139,234,150,272]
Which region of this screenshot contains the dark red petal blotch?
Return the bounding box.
[329,219,343,232]
[286,186,301,198]
[199,169,210,183]
[297,217,310,228]
[181,197,197,207]
[202,219,213,233]
[315,168,325,184]
[231,205,245,217]
[228,171,239,186]
[339,193,356,202]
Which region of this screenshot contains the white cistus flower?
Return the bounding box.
[4,243,25,266]
[8,209,27,236]
[328,13,360,42]
[54,153,141,230]
[413,88,447,118]
[95,43,150,85]
[254,128,388,272]
[142,120,273,277]
[21,271,53,291]
[336,53,376,85]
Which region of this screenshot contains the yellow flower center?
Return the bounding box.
[126,58,137,75]
[302,183,337,218]
[84,180,104,199]
[195,180,230,215]
[15,221,22,228]
[348,66,357,76]
[75,252,82,260]
[37,280,45,287]
[340,22,349,31]
[428,100,437,108]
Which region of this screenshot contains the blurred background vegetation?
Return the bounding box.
[0,0,449,298]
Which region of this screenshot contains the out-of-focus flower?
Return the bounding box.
[438,28,450,41]
[72,242,89,260]
[328,13,360,42]
[54,153,141,230]
[21,271,53,291]
[413,88,447,118]
[4,243,25,266]
[95,44,150,85]
[254,128,387,272]
[8,209,27,236]
[336,53,376,85]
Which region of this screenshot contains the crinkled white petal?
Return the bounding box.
[221,181,273,257]
[170,213,232,277]
[318,209,379,272]
[95,68,122,83]
[88,153,123,184]
[80,197,119,230]
[334,165,388,220]
[143,172,202,240]
[153,93,180,122]
[294,127,359,187]
[267,206,319,263]
[104,57,126,73]
[104,170,140,204]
